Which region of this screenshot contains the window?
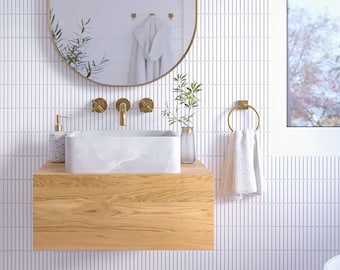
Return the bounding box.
[287,0,340,127]
[271,1,340,155]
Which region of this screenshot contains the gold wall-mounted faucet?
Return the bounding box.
[116,98,130,126]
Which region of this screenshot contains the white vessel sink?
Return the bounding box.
[324,255,340,270]
[65,130,180,173]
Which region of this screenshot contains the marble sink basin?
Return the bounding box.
[65,130,180,173]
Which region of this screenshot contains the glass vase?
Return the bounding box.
[181,127,196,164]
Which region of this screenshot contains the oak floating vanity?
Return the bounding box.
[33,161,214,250]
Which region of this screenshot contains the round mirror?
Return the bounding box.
[48,0,197,86]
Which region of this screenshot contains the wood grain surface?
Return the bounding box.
[33,161,214,250]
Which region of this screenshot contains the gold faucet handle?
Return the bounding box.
[92,98,107,113]
[139,98,154,113]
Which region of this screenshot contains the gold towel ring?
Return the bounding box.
[227,100,260,132]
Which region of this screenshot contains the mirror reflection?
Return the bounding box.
[48,0,197,86]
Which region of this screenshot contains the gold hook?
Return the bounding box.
[168,13,174,20]
[227,100,260,132]
[131,13,137,19]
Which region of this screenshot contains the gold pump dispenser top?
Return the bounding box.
[54,115,65,132]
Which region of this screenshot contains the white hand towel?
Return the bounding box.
[221,129,264,200]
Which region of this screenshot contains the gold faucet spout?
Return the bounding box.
[116,98,130,126]
[120,103,127,126]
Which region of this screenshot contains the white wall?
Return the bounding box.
[0,0,339,270]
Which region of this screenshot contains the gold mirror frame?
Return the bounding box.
[47,0,197,87]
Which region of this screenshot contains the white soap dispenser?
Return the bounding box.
[48,115,67,163]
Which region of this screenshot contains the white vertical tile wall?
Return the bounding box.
[0,0,339,270]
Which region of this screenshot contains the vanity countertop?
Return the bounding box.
[33,161,214,250]
[35,160,212,175]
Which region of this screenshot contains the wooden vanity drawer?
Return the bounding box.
[33,161,214,250]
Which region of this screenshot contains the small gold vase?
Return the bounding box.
[181,127,195,164]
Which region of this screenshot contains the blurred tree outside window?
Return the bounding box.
[288,0,340,126]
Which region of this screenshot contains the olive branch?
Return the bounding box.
[162,74,202,127]
[50,10,108,78]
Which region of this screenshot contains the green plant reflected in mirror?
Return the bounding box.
[48,0,197,87]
